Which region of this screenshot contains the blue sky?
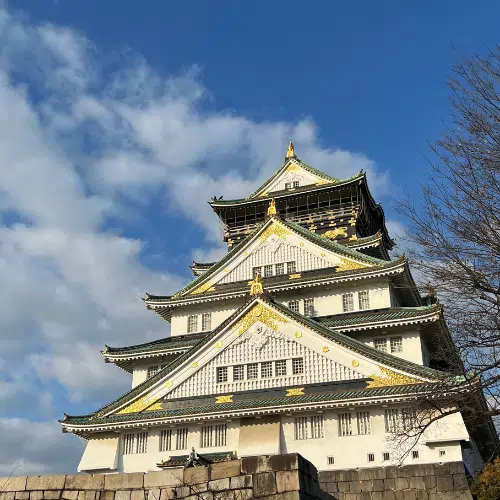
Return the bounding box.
[0,0,498,475]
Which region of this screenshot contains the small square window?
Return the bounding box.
[287,261,296,274]
[304,298,315,317]
[382,452,390,461]
[216,366,228,383]
[275,263,285,275]
[293,181,300,188]
[187,315,198,333]
[342,293,354,312]
[247,363,258,379]
[412,450,419,459]
[374,338,388,352]
[390,336,403,353]
[233,365,245,381]
[439,450,446,457]
[202,312,212,331]
[288,300,300,313]
[147,365,160,379]
[261,361,273,378]
[327,456,335,465]
[275,360,287,376]
[367,453,375,462]
[292,358,304,375]
[264,265,274,277]
[358,290,370,310]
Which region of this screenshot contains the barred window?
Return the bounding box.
[390,336,403,353]
[342,293,354,312]
[176,428,188,450]
[201,424,227,448]
[357,411,371,435]
[304,298,315,317]
[412,450,419,459]
[233,365,245,381]
[293,181,300,188]
[311,415,324,439]
[147,365,160,379]
[252,267,261,277]
[123,433,135,455]
[136,432,148,454]
[261,361,273,378]
[275,359,287,376]
[287,261,296,274]
[288,300,300,313]
[402,408,417,430]
[187,315,198,333]
[216,366,228,383]
[339,413,352,436]
[285,182,291,189]
[327,456,335,465]
[358,290,370,310]
[295,417,309,440]
[384,409,400,433]
[368,453,375,462]
[292,358,304,375]
[374,338,388,352]
[383,452,390,461]
[160,430,173,451]
[247,363,258,379]
[275,262,285,275]
[264,264,274,277]
[202,312,212,331]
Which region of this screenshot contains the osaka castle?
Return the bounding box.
[61,141,496,475]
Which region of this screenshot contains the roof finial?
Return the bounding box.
[286,139,295,158]
[249,272,264,296]
[267,199,277,217]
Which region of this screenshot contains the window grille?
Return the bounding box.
[384,409,400,433]
[264,264,274,277]
[187,315,198,333]
[216,366,228,383]
[287,261,296,274]
[275,359,287,376]
[338,413,352,436]
[160,430,172,452]
[147,365,160,379]
[293,181,300,188]
[261,361,273,378]
[275,263,285,275]
[214,424,227,447]
[390,336,403,353]
[123,433,135,455]
[368,453,375,462]
[412,450,419,459]
[382,452,390,461]
[327,456,335,465]
[304,298,315,317]
[342,293,354,312]
[252,267,261,277]
[247,363,258,379]
[201,425,216,448]
[202,312,212,331]
[233,365,245,381]
[357,411,371,435]
[136,432,148,454]
[439,450,446,457]
[358,290,370,310]
[285,182,291,189]
[295,417,309,440]
[292,358,304,375]
[311,415,324,439]
[374,338,388,352]
[176,428,188,450]
[288,300,300,313]
[402,408,417,430]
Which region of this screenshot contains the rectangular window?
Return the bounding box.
[358,290,370,310]
[402,408,417,430]
[123,433,135,455]
[368,453,375,463]
[214,423,227,447]
[293,181,300,188]
[292,358,304,375]
[382,452,390,461]
[176,428,188,450]
[342,293,354,312]
[261,361,273,378]
[288,300,300,313]
[285,182,291,189]
[327,456,335,465]
[287,261,296,274]
[374,338,388,352]
[201,425,212,448]
[247,363,258,379]
[275,359,287,376]
[412,450,419,460]
[384,409,400,433]
[136,432,148,454]
[439,450,446,457]
[187,315,198,333]
[357,411,371,435]
[160,430,173,452]
[233,365,245,381]
[275,263,285,275]
[295,417,309,440]
[216,366,228,383]
[252,266,261,277]
[390,336,403,353]
[202,312,212,331]
[339,413,352,436]
[304,298,315,317]
[311,415,324,439]
[264,264,274,277]
[147,365,160,379]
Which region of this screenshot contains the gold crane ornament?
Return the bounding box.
[286,139,295,158]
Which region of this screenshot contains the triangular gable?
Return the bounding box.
[176,218,386,297]
[108,298,443,416]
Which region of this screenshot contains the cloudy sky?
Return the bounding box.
[0,1,498,476]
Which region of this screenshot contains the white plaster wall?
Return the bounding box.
[267,166,319,193]
[132,362,149,388]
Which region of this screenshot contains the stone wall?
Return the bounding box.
[0,454,332,500]
[318,462,472,500]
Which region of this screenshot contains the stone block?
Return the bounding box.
[453,474,469,490]
[382,492,395,500]
[372,479,385,492]
[414,492,428,500]
[276,471,300,493]
[144,471,182,489]
[233,490,252,500]
[253,472,277,498]
[229,475,252,490]
[436,476,454,492]
[383,479,395,490]
[344,494,359,500]
[338,471,358,482]
[27,477,66,491]
[84,491,98,500]
[448,462,465,474]
[114,492,130,500]
[359,480,372,492]
[358,469,386,481]
[43,492,62,500]
[0,493,15,500]
[338,482,350,493]
[319,471,341,483]
[0,477,27,492]
[190,482,208,494]
[394,478,409,490]
[409,477,425,490]
[15,493,30,500]
[423,475,436,490]
[240,456,273,475]
[158,489,174,500]
[61,493,78,500]
[213,492,234,500]
[184,467,209,486]
[208,478,229,492]
[209,461,241,481]
[64,476,104,492]
[359,494,371,500]
[325,482,338,493]
[194,494,213,500]
[371,493,383,500]
[384,467,399,479]
[403,492,416,500]
[28,493,43,500]
[130,491,145,500]
[349,481,361,494]
[269,454,301,472]
[174,486,190,498]
[146,489,160,500]
[99,492,114,500]
[105,474,144,491]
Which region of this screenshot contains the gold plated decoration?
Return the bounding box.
[322,346,329,353]
[267,199,277,217]
[367,366,424,388]
[349,234,358,241]
[323,227,348,240]
[295,332,302,338]
[165,380,173,388]
[259,222,291,243]
[234,303,287,335]
[336,259,367,272]
[117,395,161,414]
[190,281,216,295]
[145,401,163,411]
[216,341,223,349]
[249,273,264,296]
[215,395,233,404]
[352,360,360,368]
[191,362,198,368]
[316,179,329,185]
[286,139,296,158]
[258,191,269,198]
[286,388,305,397]
[289,273,301,279]
[300,242,304,246]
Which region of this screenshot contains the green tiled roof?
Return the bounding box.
[344,232,383,247]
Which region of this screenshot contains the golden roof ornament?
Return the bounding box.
[286,139,296,158]
[267,199,277,217]
[249,272,264,296]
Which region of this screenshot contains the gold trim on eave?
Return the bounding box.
[286,388,305,396]
[215,395,233,404]
[367,366,424,388]
[259,222,291,243]
[336,259,368,272]
[190,281,216,295]
[234,303,287,335]
[117,395,162,414]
